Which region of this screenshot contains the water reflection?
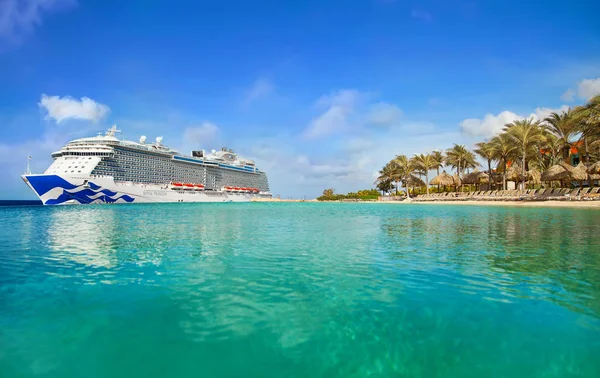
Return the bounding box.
[379,206,600,319]
[47,207,121,268]
[171,204,405,348]
[2,203,600,377]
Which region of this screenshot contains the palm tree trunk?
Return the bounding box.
[487,160,493,190]
[503,159,507,190]
[436,167,440,192]
[425,172,429,194]
[522,144,526,190]
[395,181,398,195]
[457,159,461,193]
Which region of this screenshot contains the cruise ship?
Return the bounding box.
[22,126,272,205]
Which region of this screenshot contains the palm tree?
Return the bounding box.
[445,144,466,176]
[573,94,600,164]
[462,150,479,174]
[375,163,398,195]
[376,179,394,195]
[474,141,496,189]
[392,154,416,198]
[445,144,477,190]
[575,94,600,141]
[411,153,436,194]
[543,110,578,160]
[490,133,517,190]
[535,131,563,171]
[431,150,444,191]
[504,118,544,189]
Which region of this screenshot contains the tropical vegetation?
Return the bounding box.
[317,188,382,201]
[373,94,600,195]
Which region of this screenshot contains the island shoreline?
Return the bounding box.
[252,198,600,208]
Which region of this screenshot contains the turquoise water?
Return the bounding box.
[1,203,599,377]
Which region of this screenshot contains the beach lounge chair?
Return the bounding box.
[583,187,600,200]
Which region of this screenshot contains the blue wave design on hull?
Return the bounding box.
[45,191,135,205]
[27,175,135,205]
[27,175,78,196]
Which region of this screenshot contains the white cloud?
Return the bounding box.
[561,77,600,102]
[460,105,569,138]
[315,89,362,108]
[304,105,348,139]
[367,102,402,127]
[0,0,74,43]
[183,122,219,145]
[39,94,110,124]
[242,78,273,108]
[530,105,569,121]
[460,111,521,138]
[243,124,463,199]
[560,88,575,102]
[304,89,363,139]
[576,78,600,100]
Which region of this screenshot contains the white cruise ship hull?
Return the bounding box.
[22,174,271,205]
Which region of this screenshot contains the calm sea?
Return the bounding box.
[1,203,599,377]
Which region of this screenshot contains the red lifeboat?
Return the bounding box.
[183,183,194,189]
[194,184,205,190]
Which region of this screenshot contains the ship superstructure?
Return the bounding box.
[22,126,271,205]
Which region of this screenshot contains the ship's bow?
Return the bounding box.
[21,174,135,205]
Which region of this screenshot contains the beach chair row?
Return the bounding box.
[414,187,600,202]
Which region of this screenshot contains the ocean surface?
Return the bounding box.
[1,203,599,377]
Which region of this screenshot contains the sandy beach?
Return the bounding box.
[409,200,600,208]
[253,198,600,208]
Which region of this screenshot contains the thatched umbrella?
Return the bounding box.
[587,161,600,175]
[541,164,569,182]
[403,174,426,198]
[430,171,456,186]
[406,174,425,187]
[560,161,588,181]
[506,166,526,185]
[462,170,489,185]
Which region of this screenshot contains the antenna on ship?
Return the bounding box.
[25,155,32,175]
[105,125,122,137]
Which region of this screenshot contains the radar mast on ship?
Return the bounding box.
[105,125,122,137]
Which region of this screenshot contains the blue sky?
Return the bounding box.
[1,0,599,199]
